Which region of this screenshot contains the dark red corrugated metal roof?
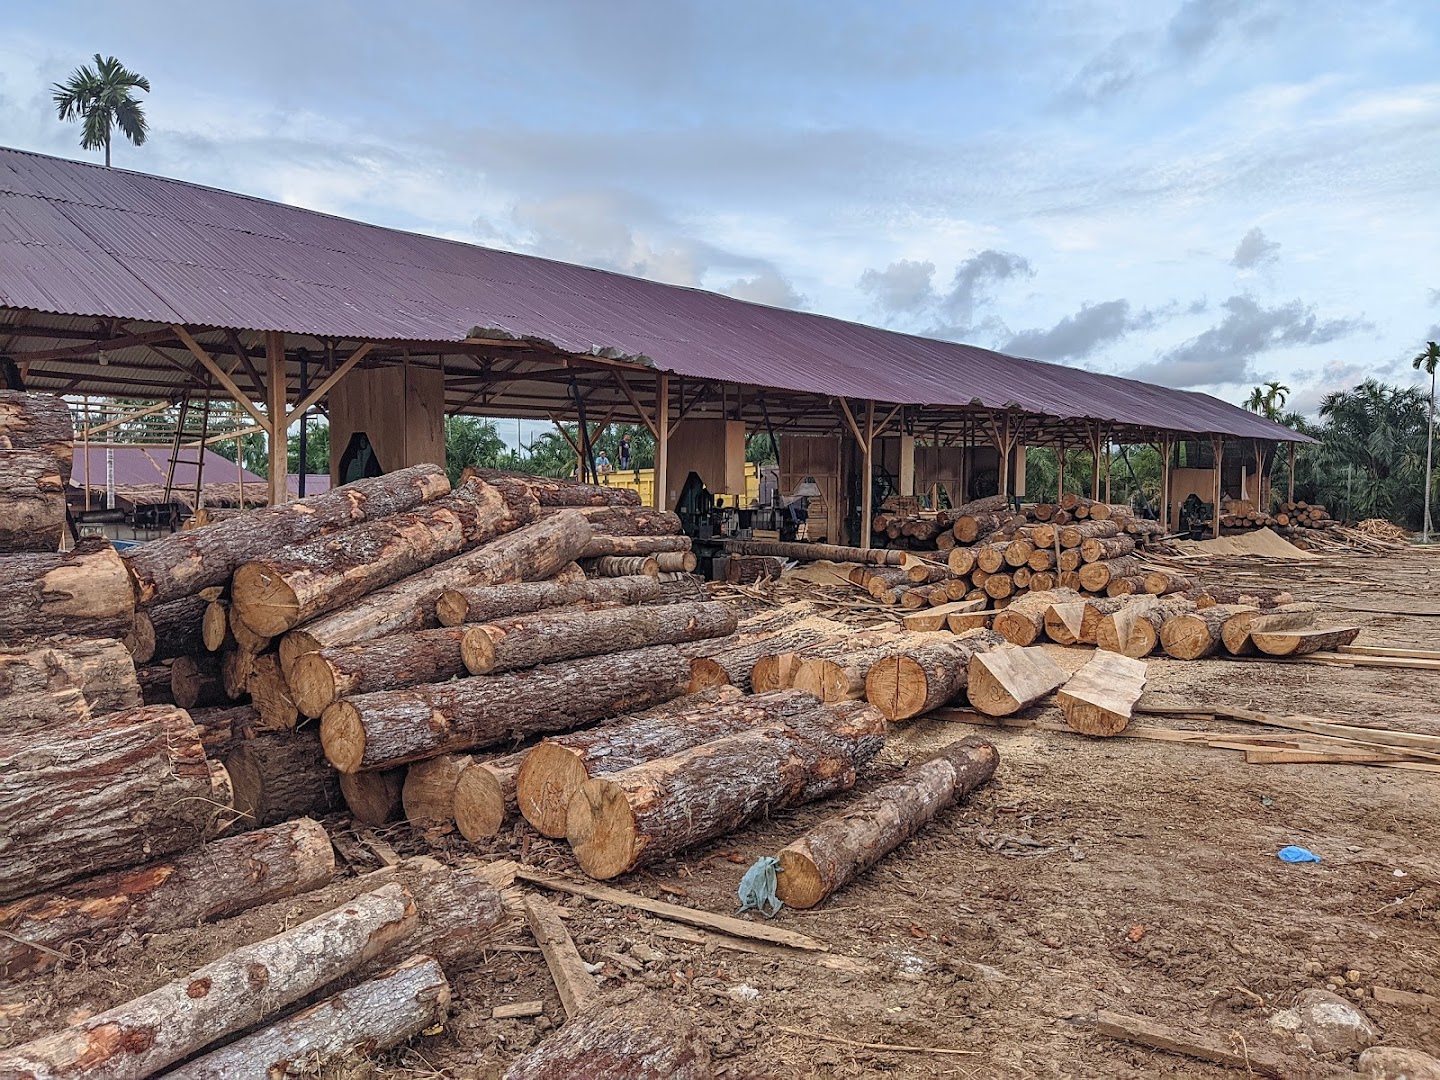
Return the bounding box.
[70,444,265,487]
[0,145,1308,442]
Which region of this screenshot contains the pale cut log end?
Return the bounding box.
[339,769,405,825]
[231,562,302,637]
[320,702,367,773]
[402,756,468,827]
[460,628,499,675]
[687,657,730,693]
[1159,614,1212,660]
[202,601,233,652]
[864,655,926,722]
[454,764,509,840]
[774,848,826,910]
[123,611,157,664]
[279,631,320,678]
[992,612,1039,647]
[790,660,826,701]
[290,652,339,719]
[567,778,638,880]
[435,590,468,627]
[515,744,589,839]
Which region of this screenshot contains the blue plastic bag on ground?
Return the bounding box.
[1278,846,1322,863]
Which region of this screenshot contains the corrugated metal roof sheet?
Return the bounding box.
[0,145,1307,441]
[70,444,265,488]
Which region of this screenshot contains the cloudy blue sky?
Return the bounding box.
[2,0,1437,423]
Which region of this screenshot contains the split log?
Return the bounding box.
[1058,520,1119,547]
[1058,651,1148,736]
[1143,570,1195,596]
[0,818,333,981]
[461,601,737,675]
[225,731,342,829]
[1078,596,1128,645]
[246,653,299,729]
[584,554,659,577]
[231,478,539,636]
[502,1004,711,1080]
[0,449,67,552]
[992,588,1081,646]
[579,534,690,558]
[321,645,689,772]
[172,653,229,710]
[279,510,591,667]
[339,768,406,825]
[453,751,527,840]
[966,647,1068,715]
[124,594,209,664]
[186,704,259,756]
[0,638,140,731]
[555,505,682,536]
[567,702,887,879]
[0,883,417,1080]
[1251,624,1362,657]
[1096,597,1195,658]
[436,574,660,628]
[463,467,640,507]
[1077,555,1143,593]
[517,689,825,838]
[135,661,175,705]
[168,953,450,1080]
[0,539,135,643]
[0,704,231,902]
[291,626,471,718]
[0,391,73,480]
[121,463,451,606]
[1079,535,1136,563]
[1043,601,1087,645]
[722,539,903,566]
[775,738,999,908]
[1160,604,1256,660]
[1221,603,1323,656]
[864,629,1005,721]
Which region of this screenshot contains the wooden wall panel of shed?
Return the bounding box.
[328,366,445,485]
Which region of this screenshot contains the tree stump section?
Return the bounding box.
[436,575,660,627]
[339,768,407,825]
[0,539,135,643]
[1096,597,1196,658]
[172,653,229,710]
[864,630,1005,721]
[0,818,333,981]
[1058,652,1148,736]
[0,638,141,731]
[502,1003,711,1080]
[321,646,690,772]
[776,738,999,909]
[1221,603,1324,655]
[225,731,342,829]
[1160,604,1256,660]
[0,449,67,552]
[291,626,471,718]
[1251,625,1362,657]
[966,647,1068,716]
[992,588,1080,646]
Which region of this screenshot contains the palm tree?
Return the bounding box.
[1242,382,1290,421]
[1413,341,1440,542]
[52,55,151,167]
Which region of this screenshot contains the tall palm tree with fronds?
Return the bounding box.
[1243,381,1291,421]
[1413,340,1440,542]
[52,55,151,168]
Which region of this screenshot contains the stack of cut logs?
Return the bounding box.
[1218,504,1277,529]
[1274,501,1337,530]
[871,492,1164,555]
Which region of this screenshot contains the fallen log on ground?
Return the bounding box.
[578,534,691,558]
[339,768,406,825]
[966,647,1068,716]
[321,645,690,772]
[722,539,904,566]
[436,574,661,627]
[775,738,999,909]
[523,894,595,1020]
[0,704,231,902]
[0,818,333,981]
[864,629,1006,721]
[168,953,451,1080]
[0,538,135,643]
[793,637,928,704]
[0,390,73,480]
[516,688,825,838]
[279,510,591,667]
[567,702,887,879]
[1221,603,1324,655]
[1096,597,1196,658]
[1058,651,1148,736]
[225,731,342,829]
[291,626,472,718]
[1251,624,1362,657]
[992,588,1081,646]
[123,593,209,664]
[122,463,450,606]
[463,467,640,507]
[0,638,141,731]
[0,449,67,552]
[502,1003,711,1080]
[1160,604,1256,660]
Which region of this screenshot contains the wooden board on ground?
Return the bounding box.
[523,895,596,1020]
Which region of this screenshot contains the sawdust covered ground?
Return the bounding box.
[3,548,1438,1078]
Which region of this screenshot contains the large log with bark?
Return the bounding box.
[864,629,1005,721]
[291,626,471,718]
[0,704,231,902]
[1143,570,1195,596]
[1096,597,1196,658]
[567,702,888,879]
[321,645,689,773]
[517,688,824,838]
[775,738,999,909]
[1057,520,1119,547]
[1080,534,1137,563]
[503,1003,711,1080]
[792,638,926,704]
[246,653,299,730]
[1182,584,1293,610]
[1160,604,1256,660]
[0,883,417,1080]
[991,588,1081,646]
[186,704,259,756]
[168,953,451,1080]
[225,731,342,829]
[0,818,333,981]
[1251,624,1362,656]
[966,647,1068,716]
[463,466,640,507]
[722,539,904,566]
[687,624,840,692]
[437,574,661,627]
[0,539,135,643]
[551,505,683,536]
[279,510,591,668]
[123,593,209,664]
[172,653,229,710]
[339,768,406,825]
[1057,651,1148,736]
[0,638,140,731]
[1077,555,1143,593]
[135,661,175,705]
[1221,603,1323,655]
[0,449,67,552]
[461,601,736,675]
[578,534,691,559]
[231,479,539,636]
[452,750,527,840]
[0,391,73,480]
[121,463,451,606]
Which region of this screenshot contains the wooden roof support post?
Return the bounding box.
[1287,440,1296,504]
[1158,434,1173,533]
[172,325,268,430]
[654,372,670,510]
[1089,422,1102,501]
[1057,441,1066,502]
[1212,435,1223,538]
[266,330,287,507]
[1103,427,1113,505]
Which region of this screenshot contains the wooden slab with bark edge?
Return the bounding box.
[0,883,416,1080]
[0,818,333,981]
[320,645,689,773]
[902,599,985,632]
[992,588,1081,646]
[122,463,450,606]
[0,538,135,643]
[1251,624,1362,657]
[1221,603,1322,656]
[436,574,660,627]
[775,738,998,909]
[1057,651,1148,736]
[966,647,1068,716]
[166,953,451,1080]
[524,895,597,1020]
[864,629,1005,721]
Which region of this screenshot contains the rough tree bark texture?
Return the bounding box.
[461,601,736,675]
[166,953,451,1080]
[722,539,904,566]
[135,661,175,705]
[579,534,691,558]
[462,467,640,507]
[547,505,683,536]
[231,479,538,636]
[186,704,260,756]
[1057,520,1120,547]
[792,638,926,705]
[1096,597,1196,658]
[0,638,141,732]
[0,391,74,480]
[224,731,343,829]
[0,539,135,643]
[124,593,209,664]
[1144,570,1195,596]
[339,768,406,825]
[1080,535,1137,563]
[864,629,1005,721]
[776,738,999,909]
[0,818,334,981]
[0,884,417,1080]
[966,647,1068,716]
[0,705,231,903]
[991,588,1081,646]
[1182,585,1293,609]
[121,463,451,606]
[502,1004,712,1080]
[0,449,67,552]
[567,703,887,880]
[1160,604,1256,660]
[1077,555,1143,593]
[171,653,229,710]
[436,574,660,627]
[279,510,589,667]
[291,626,470,718]
[516,688,825,838]
[320,645,690,773]
[453,751,527,840]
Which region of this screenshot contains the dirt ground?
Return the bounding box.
[3,547,1438,1078]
